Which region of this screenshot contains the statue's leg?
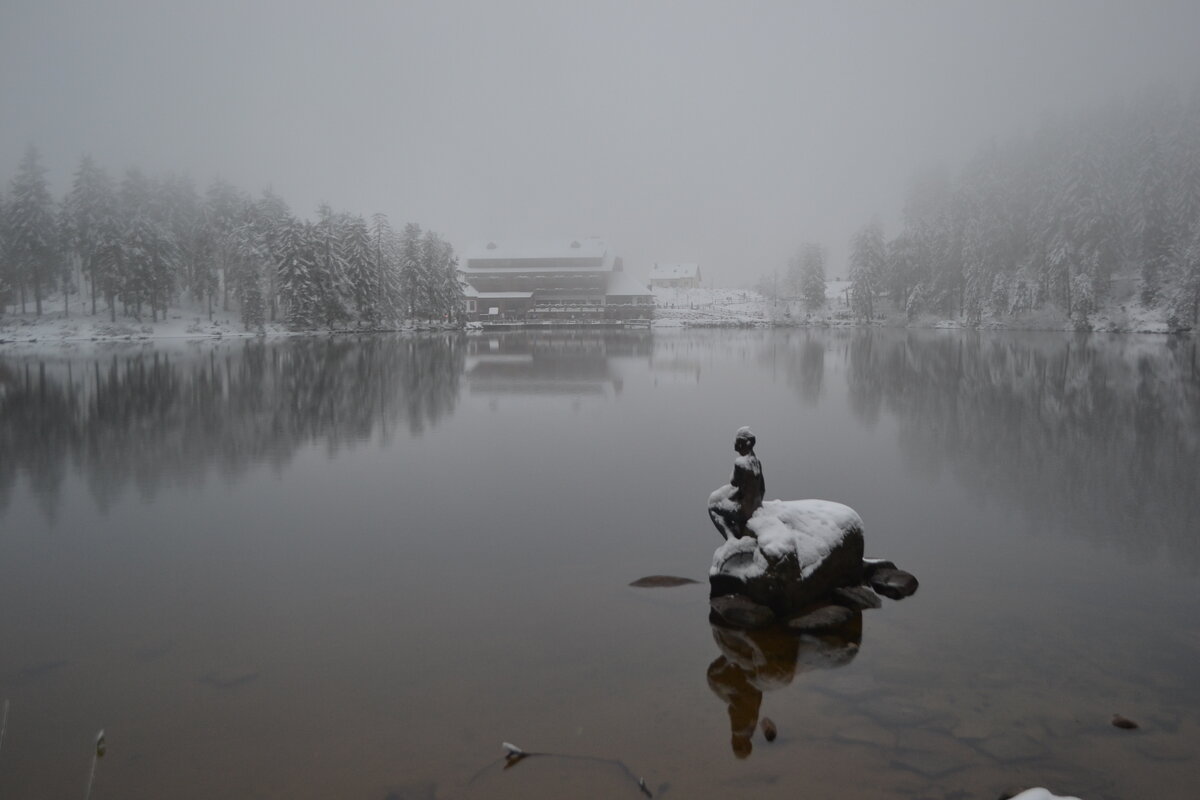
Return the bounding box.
[708,505,735,540]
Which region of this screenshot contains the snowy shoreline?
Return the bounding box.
[2,284,1190,348]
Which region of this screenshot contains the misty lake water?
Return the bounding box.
[1,329,1198,800]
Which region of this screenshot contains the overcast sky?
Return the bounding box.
[3,0,1200,284]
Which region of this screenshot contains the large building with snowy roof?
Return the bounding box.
[459,238,654,323]
[648,262,701,289]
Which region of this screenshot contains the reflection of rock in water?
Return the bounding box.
[706,615,861,758]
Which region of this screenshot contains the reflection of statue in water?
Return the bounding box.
[706,614,861,758]
[707,426,766,540]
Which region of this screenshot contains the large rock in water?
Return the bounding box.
[710,499,865,618]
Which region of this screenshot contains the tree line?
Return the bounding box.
[757,241,830,315]
[840,85,1200,330]
[0,149,464,330]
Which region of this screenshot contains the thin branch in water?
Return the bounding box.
[479,740,653,797]
[83,729,105,800]
[0,698,9,756]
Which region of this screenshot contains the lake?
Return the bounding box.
[1,329,1198,800]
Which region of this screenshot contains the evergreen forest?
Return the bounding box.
[0,151,464,331]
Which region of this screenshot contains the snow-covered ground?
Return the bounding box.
[651,286,773,327]
[1,281,1184,347]
[0,297,450,346]
[0,305,275,344]
[651,281,1180,334]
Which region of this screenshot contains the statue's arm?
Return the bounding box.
[730,461,749,490]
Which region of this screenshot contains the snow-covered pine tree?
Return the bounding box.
[154,174,204,315]
[961,216,990,326]
[426,231,462,323]
[55,200,74,317]
[119,169,154,320]
[65,155,116,316]
[784,251,804,299]
[1064,144,1120,323]
[7,145,59,316]
[799,242,826,312]
[313,204,349,330]
[118,169,177,322]
[885,234,918,314]
[1136,129,1173,307]
[0,193,10,312]
[92,202,126,323]
[228,200,269,331]
[899,169,954,317]
[204,178,245,314]
[147,180,179,322]
[370,213,403,325]
[1169,94,1200,251]
[399,222,423,320]
[341,214,379,327]
[1168,226,1200,330]
[276,217,316,329]
[255,189,292,322]
[848,221,885,321]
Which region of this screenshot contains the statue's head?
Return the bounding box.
[734,426,756,454]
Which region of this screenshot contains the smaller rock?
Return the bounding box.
[710,595,774,629]
[861,558,897,580]
[1111,714,1139,730]
[629,575,700,588]
[761,718,777,742]
[870,568,919,599]
[786,605,855,633]
[833,585,883,610]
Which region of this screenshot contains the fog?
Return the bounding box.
[3,0,1199,283]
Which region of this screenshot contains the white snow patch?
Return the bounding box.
[0,296,455,350]
[732,455,760,474]
[1009,790,1082,800]
[711,499,862,580]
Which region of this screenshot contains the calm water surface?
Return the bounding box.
[1,329,1198,799]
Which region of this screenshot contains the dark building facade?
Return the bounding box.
[460,239,654,323]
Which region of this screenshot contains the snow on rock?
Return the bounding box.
[710,499,865,617]
[1008,790,1083,800]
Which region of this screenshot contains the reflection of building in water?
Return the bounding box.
[465,332,652,398]
[707,616,861,759]
[459,239,654,323]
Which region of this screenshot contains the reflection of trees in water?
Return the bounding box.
[755,331,828,407]
[839,330,1200,567]
[0,335,465,516]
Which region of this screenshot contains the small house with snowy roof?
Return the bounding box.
[648,262,702,289]
[459,238,654,323]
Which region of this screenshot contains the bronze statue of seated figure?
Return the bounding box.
[707,426,765,540]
